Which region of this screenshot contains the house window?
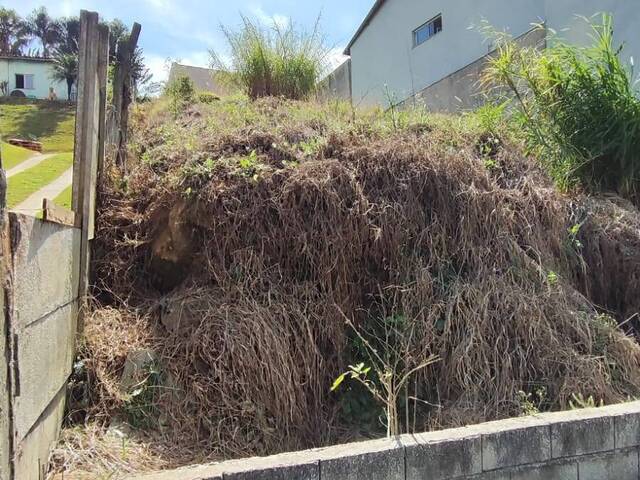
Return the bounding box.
[413,15,443,47]
[15,74,34,90]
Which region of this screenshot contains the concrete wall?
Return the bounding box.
[411,28,546,112]
[7,213,80,480]
[132,401,640,480]
[317,59,352,102]
[0,58,68,100]
[349,0,544,106]
[349,0,640,108]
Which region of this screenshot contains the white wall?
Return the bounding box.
[350,0,640,107]
[545,0,640,75]
[350,0,544,106]
[0,59,68,100]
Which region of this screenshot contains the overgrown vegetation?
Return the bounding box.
[210,15,328,99]
[164,75,195,116]
[484,15,640,200]
[50,92,640,477]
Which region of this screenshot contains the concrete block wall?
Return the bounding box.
[132,401,640,480]
[7,213,80,480]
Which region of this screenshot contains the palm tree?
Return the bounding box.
[57,17,80,55]
[27,7,60,57]
[51,48,78,100]
[0,8,30,56]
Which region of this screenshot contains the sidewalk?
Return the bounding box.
[12,167,74,215]
[6,153,55,178]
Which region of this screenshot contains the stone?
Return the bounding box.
[578,450,638,480]
[551,415,614,458]
[510,461,578,480]
[405,433,482,480]
[482,421,551,469]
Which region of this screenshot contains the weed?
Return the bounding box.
[484,15,640,201]
[517,386,547,416]
[165,75,195,117]
[569,393,604,410]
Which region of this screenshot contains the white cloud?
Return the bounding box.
[249,5,290,30]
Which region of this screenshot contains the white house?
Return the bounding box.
[0,56,69,100]
[340,0,640,110]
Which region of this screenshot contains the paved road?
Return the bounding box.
[6,153,55,178]
[13,167,74,215]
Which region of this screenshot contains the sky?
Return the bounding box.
[4,0,373,84]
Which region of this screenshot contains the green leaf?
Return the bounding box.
[330,373,347,392]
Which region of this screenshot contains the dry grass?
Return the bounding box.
[52,97,640,476]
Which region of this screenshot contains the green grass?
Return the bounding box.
[0,98,75,153]
[1,142,35,170]
[53,184,73,210]
[7,152,73,208]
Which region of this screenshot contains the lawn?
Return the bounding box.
[7,152,73,208]
[53,185,73,210]
[1,142,35,170]
[0,98,75,153]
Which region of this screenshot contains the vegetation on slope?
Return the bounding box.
[7,152,72,207]
[1,142,34,170]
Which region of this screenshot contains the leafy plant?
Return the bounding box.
[569,392,604,410]
[165,75,195,116]
[331,310,438,437]
[516,386,547,416]
[122,359,165,429]
[483,15,640,201]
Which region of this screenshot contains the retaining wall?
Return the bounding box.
[132,401,640,480]
[317,59,352,103]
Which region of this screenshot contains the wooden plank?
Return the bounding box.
[42,199,76,227]
[93,24,110,241]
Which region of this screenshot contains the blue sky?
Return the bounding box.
[4,0,373,83]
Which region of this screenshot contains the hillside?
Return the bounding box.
[50,95,640,477]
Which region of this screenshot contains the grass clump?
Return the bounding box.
[164,75,196,117]
[211,15,328,100]
[484,15,640,200]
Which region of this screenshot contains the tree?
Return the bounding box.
[0,8,30,56]
[51,48,78,100]
[56,16,80,55]
[27,7,60,57]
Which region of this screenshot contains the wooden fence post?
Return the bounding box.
[72,10,109,311]
[110,22,141,173]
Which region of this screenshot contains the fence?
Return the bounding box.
[0,10,108,480]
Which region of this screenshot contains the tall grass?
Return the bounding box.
[483,15,640,199]
[211,15,329,100]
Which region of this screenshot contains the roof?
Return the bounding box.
[168,63,225,95]
[0,55,54,63]
[344,0,387,55]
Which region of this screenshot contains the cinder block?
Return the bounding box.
[615,413,640,449]
[318,437,404,480]
[551,416,614,458]
[225,463,319,480]
[405,434,482,480]
[510,461,578,480]
[460,472,511,480]
[578,450,638,480]
[482,423,551,469]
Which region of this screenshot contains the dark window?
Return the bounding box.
[15,74,24,89]
[414,15,443,47]
[14,74,34,90]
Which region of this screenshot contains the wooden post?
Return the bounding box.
[72,11,109,308]
[111,22,141,172]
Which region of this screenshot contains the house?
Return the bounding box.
[0,56,69,100]
[335,0,640,110]
[167,63,228,96]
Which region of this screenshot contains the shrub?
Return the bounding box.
[165,75,195,115]
[483,15,640,199]
[198,91,219,104]
[211,15,328,100]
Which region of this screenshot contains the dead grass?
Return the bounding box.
[53,97,640,476]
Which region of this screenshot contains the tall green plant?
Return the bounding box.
[483,15,640,199]
[211,15,328,100]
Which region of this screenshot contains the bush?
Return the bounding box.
[484,15,640,199]
[211,15,328,100]
[198,92,220,104]
[165,75,195,115]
